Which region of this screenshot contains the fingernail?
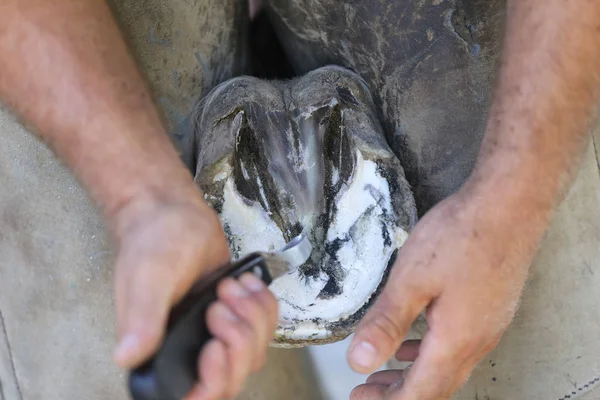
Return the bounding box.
[114,334,140,363]
[215,303,238,321]
[223,279,249,297]
[240,273,266,293]
[349,341,378,370]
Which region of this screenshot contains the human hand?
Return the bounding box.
[347,185,544,400]
[110,192,279,400]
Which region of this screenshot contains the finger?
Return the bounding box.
[347,267,431,374]
[184,339,228,400]
[206,298,255,398]
[366,370,404,386]
[350,383,389,400]
[112,208,231,369]
[113,252,174,368]
[216,277,266,371]
[395,340,421,362]
[220,273,278,329]
[237,273,279,330]
[235,273,279,370]
[218,276,272,372]
[112,234,229,368]
[388,333,470,400]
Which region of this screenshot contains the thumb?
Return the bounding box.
[347,270,430,374]
[108,204,232,369]
[112,249,179,369]
[111,232,230,369]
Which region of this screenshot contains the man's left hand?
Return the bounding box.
[347,184,540,400]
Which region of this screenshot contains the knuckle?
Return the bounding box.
[207,304,255,348]
[232,297,268,328]
[364,310,406,346]
[246,285,276,308]
[228,323,254,351]
[230,295,259,315]
[205,304,230,335]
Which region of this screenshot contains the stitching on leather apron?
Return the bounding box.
[557,374,600,400]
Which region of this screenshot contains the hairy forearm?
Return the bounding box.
[0,0,199,235]
[469,0,600,227]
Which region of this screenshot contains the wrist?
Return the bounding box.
[108,178,214,242]
[74,118,212,240]
[459,146,558,239]
[101,148,212,241]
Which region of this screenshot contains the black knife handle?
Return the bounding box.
[128,252,273,400]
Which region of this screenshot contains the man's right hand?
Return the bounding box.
[0,2,280,398]
[111,194,279,400]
